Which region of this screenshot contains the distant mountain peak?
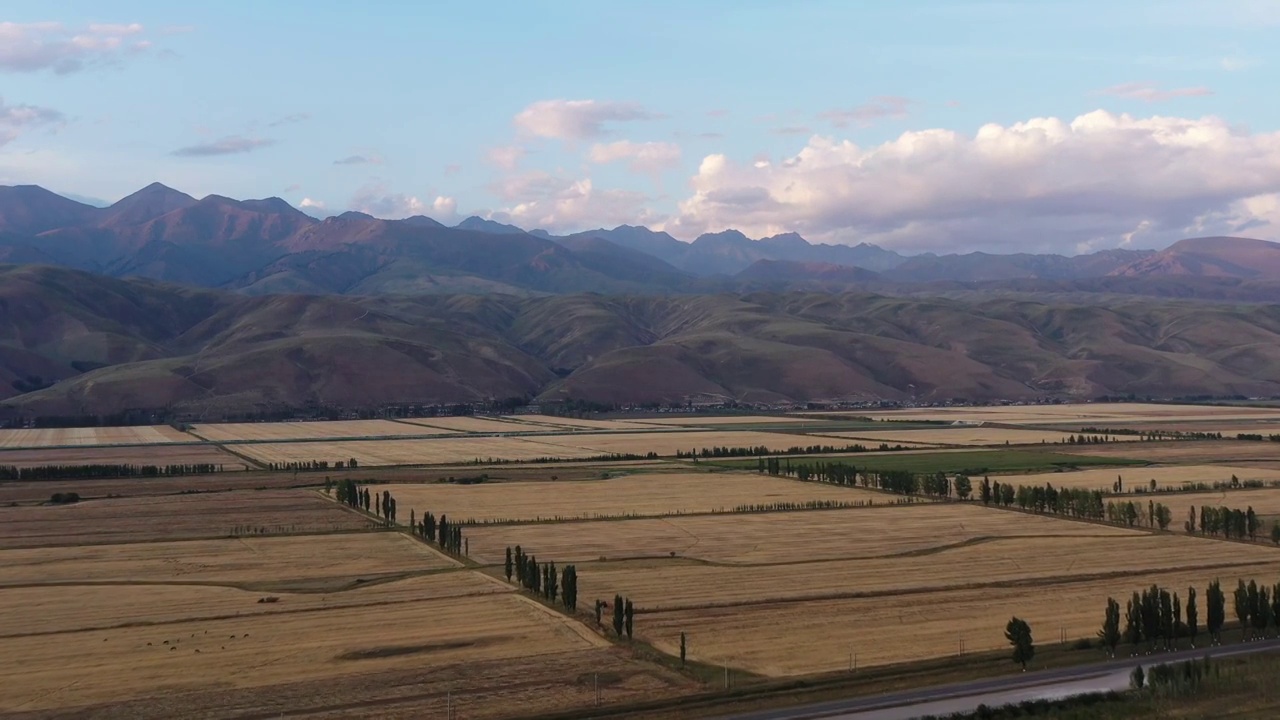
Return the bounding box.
[401,215,444,228]
[456,216,526,235]
[100,182,197,227]
[240,197,302,215]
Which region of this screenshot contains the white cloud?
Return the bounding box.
[587,140,682,175]
[0,21,156,74]
[349,183,426,219]
[0,97,65,146]
[818,96,912,128]
[299,197,326,210]
[485,144,525,170]
[668,110,1280,253]
[488,174,657,233]
[171,136,275,157]
[514,99,656,140]
[1099,82,1214,103]
[332,154,382,166]
[432,196,457,218]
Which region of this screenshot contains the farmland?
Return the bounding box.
[190,419,459,442]
[0,425,191,448]
[366,471,884,523]
[814,427,1141,446]
[815,402,1280,425]
[6,401,1280,716]
[0,442,247,470]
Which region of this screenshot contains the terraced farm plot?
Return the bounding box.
[400,416,539,433]
[990,465,1280,493]
[463,503,1131,565]
[815,427,1141,447]
[641,559,1280,676]
[0,532,456,586]
[190,420,458,442]
[0,425,192,449]
[232,436,604,467]
[0,490,371,548]
[1143,488,1280,525]
[527,430,845,457]
[1059,440,1280,466]
[574,529,1280,611]
[367,472,881,523]
[0,581,620,714]
[0,442,247,470]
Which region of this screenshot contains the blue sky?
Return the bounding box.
[2,0,1279,253]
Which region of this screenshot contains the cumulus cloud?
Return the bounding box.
[299,197,326,210]
[486,172,657,233]
[333,154,382,166]
[667,110,1280,253]
[818,96,912,128]
[485,144,525,170]
[587,140,681,175]
[171,136,276,157]
[432,196,457,219]
[1100,82,1214,102]
[0,21,155,74]
[0,97,65,146]
[514,99,657,140]
[349,183,426,219]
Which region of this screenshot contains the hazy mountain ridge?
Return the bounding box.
[3,183,1268,295]
[6,265,1280,417]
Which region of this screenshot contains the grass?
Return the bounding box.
[707,449,1148,474]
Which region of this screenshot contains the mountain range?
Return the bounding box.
[6,183,1279,296]
[4,183,1280,417]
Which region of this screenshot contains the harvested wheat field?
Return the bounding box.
[504,414,666,430]
[637,415,816,426]
[398,416,537,433]
[0,570,505,638]
[190,420,458,443]
[575,529,1280,610]
[640,559,1280,676]
[827,403,1280,426]
[463,503,1131,565]
[0,532,456,586]
[367,471,883,523]
[0,584,613,714]
[233,436,605,467]
[989,465,1280,493]
[815,428,1140,447]
[0,443,247,470]
[0,490,371,548]
[526,430,846,457]
[0,425,192,449]
[1058,440,1280,465]
[1141,488,1280,524]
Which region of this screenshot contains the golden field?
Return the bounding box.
[399,416,541,433]
[1143,487,1280,523]
[0,532,457,586]
[640,560,1280,676]
[620,415,814,426]
[0,442,247,470]
[232,435,604,466]
[190,419,458,442]
[0,425,192,449]
[0,489,372,548]
[815,427,1141,446]
[462,503,1131,565]
[990,465,1280,492]
[504,414,666,430]
[367,471,884,523]
[811,402,1280,426]
[574,528,1279,611]
[524,430,844,456]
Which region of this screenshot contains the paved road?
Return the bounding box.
[724,638,1280,720]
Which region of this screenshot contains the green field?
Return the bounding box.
[706,449,1148,475]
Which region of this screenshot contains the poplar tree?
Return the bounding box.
[1099,597,1121,657]
[612,595,625,636]
[1186,586,1199,647]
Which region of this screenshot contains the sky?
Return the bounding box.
[2,0,1280,255]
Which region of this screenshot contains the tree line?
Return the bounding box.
[0,463,224,481]
[681,442,906,459]
[505,546,579,610]
[266,459,359,472]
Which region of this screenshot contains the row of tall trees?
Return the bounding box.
[683,443,885,459]
[612,594,634,638]
[416,511,463,553]
[265,459,358,471]
[1098,582,1223,657]
[505,546,578,609]
[1105,499,1173,529]
[0,463,223,480]
[1189,504,1262,541]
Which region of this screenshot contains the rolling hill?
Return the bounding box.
[6,265,1280,418]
